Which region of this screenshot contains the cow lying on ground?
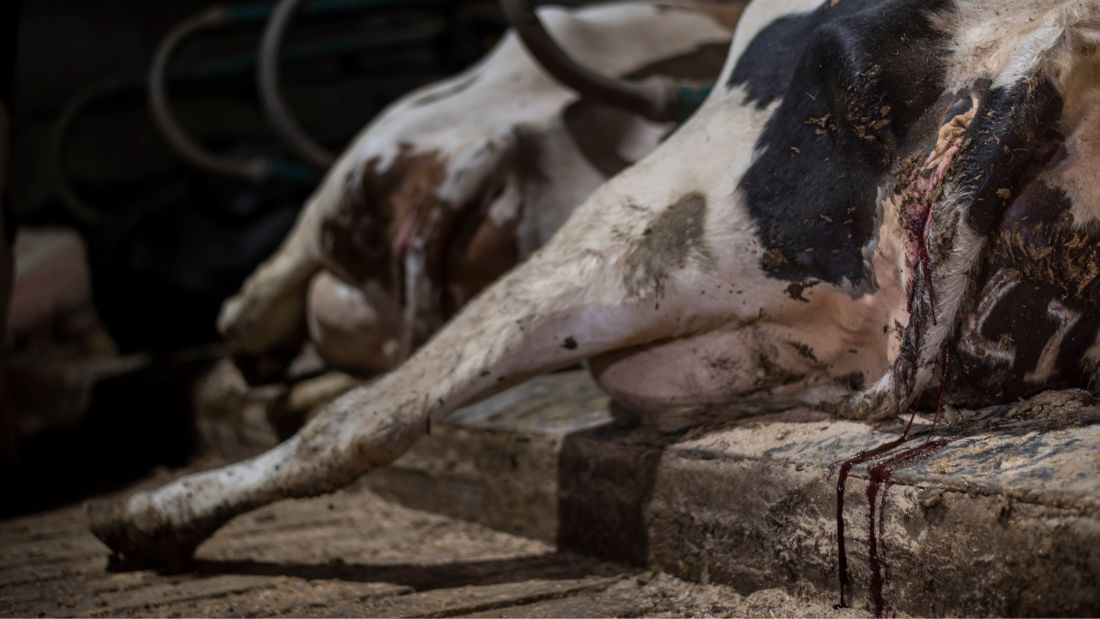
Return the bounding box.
[91,0,1100,569]
[220,2,737,379]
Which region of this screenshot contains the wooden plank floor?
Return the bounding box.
[0,469,856,618]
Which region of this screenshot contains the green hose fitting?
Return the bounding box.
[673,82,714,124]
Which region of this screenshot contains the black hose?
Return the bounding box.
[258,0,337,170]
[500,0,680,123]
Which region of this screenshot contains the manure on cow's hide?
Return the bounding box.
[622,193,714,299]
[790,341,819,362]
[784,279,821,303]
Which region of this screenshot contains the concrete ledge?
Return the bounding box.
[367,372,612,543]
[366,372,1100,617]
[195,366,1100,616]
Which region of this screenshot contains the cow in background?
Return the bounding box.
[218,1,741,380]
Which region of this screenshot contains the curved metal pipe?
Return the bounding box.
[259,0,337,170]
[149,6,271,183]
[50,80,128,224]
[501,0,686,123]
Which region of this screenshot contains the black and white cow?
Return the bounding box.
[91,0,1100,569]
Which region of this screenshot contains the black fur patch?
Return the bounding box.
[730,0,952,285]
[953,278,1100,402]
[726,10,821,109]
[954,78,1065,235]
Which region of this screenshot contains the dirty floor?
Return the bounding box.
[0,464,861,618]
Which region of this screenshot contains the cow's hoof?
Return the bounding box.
[86,498,201,572]
[841,386,897,421]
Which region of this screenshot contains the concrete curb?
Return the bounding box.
[195,365,1100,616]
[367,372,1100,617]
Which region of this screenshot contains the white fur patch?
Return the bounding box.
[932,0,1100,92]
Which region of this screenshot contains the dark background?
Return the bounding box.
[11,0,504,222]
[10,0,511,349]
[3,0,514,515]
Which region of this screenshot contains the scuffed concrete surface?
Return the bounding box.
[0,471,856,618]
[368,371,612,542]
[380,374,1100,616]
[193,368,1100,616]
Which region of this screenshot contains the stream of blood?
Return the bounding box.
[835,357,952,616]
[834,98,976,616]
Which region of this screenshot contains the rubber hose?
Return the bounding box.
[500,0,680,123]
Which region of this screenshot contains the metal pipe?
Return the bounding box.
[152,0,442,178]
[500,0,684,123]
[149,7,272,183]
[258,0,337,170]
[50,80,127,224]
[256,0,447,170]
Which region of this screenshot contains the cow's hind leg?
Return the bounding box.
[88,189,721,567]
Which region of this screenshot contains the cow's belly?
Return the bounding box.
[589,319,888,416]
